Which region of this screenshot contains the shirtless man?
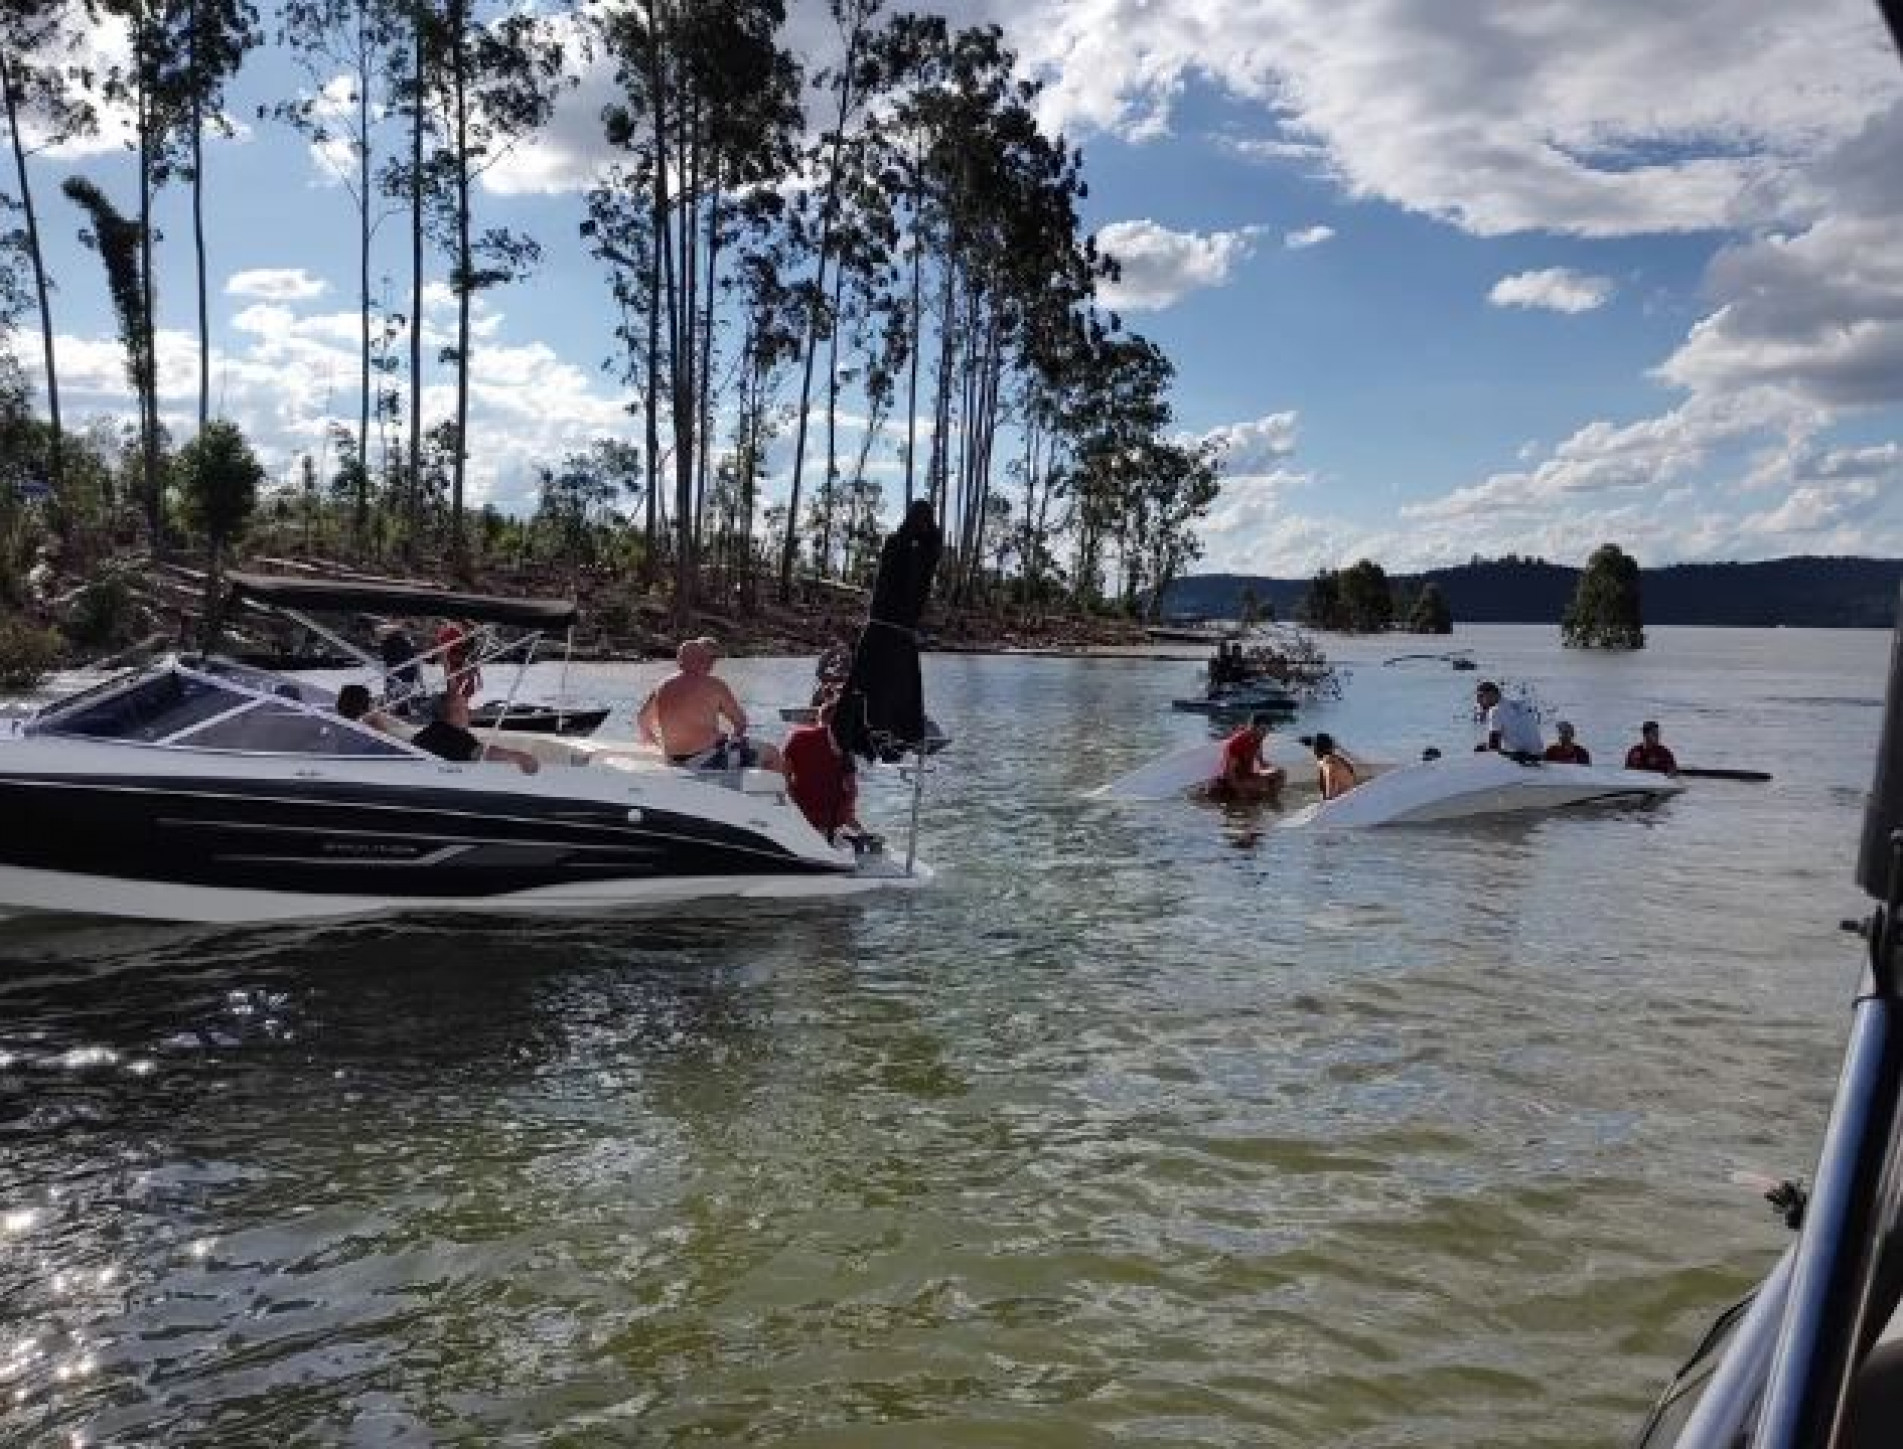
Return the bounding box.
[637,637,782,771]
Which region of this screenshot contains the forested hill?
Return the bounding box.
[1163,556,1903,627]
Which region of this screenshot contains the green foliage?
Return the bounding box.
[1301,560,1393,631]
[63,573,137,650]
[0,614,62,690]
[1409,581,1453,634]
[176,420,263,554]
[1563,542,1645,649]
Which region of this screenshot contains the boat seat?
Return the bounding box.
[1844,1338,1903,1448]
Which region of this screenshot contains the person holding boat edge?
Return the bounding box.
[1311,732,1359,800]
[1211,713,1285,801]
[1474,680,1543,759]
[1625,721,1678,775]
[1543,720,1591,765]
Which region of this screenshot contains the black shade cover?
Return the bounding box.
[228,572,578,629]
[831,504,942,762]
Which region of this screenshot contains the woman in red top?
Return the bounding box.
[1542,720,1591,765]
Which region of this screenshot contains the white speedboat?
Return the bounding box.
[0,582,930,925]
[1280,750,1683,828]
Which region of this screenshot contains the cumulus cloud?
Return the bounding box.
[1198,411,1299,474]
[1017,0,1896,239]
[1284,225,1335,249]
[1488,267,1614,313]
[226,269,329,303]
[1096,220,1259,311]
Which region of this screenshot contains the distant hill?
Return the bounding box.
[1163,556,1903,628]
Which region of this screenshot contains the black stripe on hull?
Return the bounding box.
[0,775,842,898]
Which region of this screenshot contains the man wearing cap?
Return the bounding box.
[1474,680,1543,758]
[1624,720,1678,775]
[637,636,781,771]
[1543,720,1591,765]
[1210,712,1285,800]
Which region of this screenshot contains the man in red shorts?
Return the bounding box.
[1211,713,1285,801]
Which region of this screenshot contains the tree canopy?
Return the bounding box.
[1562,542,1645,649]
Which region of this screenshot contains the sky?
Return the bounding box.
[7,0,1903,577]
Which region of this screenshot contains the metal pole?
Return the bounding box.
[904,744,925,876]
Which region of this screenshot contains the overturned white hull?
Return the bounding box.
[1281,753,1684,828]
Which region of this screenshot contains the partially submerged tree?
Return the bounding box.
[1409,579,1453,634]
[1563,542,1645,649]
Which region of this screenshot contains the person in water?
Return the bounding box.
[1311,732,1359,800]
[782,691,862,842]
[637,636,782,771]
[1474,680,1543,757]
[1543,720,1591,765]
[1212,713,1285,800]
[1624,720,1678,774]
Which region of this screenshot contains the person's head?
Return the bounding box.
[1556,720,1576,742]
[677,636,719,675]
[1641,719,1661,741]
[1475,680,1502,707]
[336,684,371,720]
[1311,731,1335,759]
[1248,711,1274,739]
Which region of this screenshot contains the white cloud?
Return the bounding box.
[1095,220,1259,311]
[1488,267,1614,313]
[1284,225,1335,250]
[226,269,329,303]
[1198,411,1299,474]
[1018,0,1897,239]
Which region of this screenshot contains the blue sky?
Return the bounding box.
[8,0,1903,575]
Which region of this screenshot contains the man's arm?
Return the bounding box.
[636,690,660,745]
[716,679,748,736]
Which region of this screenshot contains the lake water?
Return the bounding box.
[0,624,1890,1446]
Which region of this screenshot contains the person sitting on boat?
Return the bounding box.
[1624,720,1678,775]
[335,683,399,736]
[637,636,782,772]
[408,690,540,774]
[1211,713,1285,800]
[1311,731,1359,800]
[1543,720,1591,765]
[782,691,862,843]
[1474,680,1543,758]
[379,626,424,708]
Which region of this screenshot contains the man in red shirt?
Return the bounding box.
[1543,720,1591,765]
[1624,720,1678,774]
[782,694,861,841]
[1211,713,1285,800]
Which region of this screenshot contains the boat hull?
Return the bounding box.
[1281,754,1685,828]
[0,740,911,924]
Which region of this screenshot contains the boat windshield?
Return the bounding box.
[30,666,409,757]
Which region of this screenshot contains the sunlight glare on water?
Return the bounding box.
[0,625,1888,1446]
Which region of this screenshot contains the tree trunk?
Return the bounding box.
[817,260,846,576]
[190,10,209,432]
[1,48,62,494]
[406,0,426,551]
[136,53,162,554]
[902,222,923,506]
[449,0,471,571]
[355,14,373,546]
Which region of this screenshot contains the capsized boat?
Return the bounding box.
[1092,736,1392,801]
[1279,750,1683,828]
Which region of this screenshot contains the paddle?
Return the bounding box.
[1677,767,1773,783]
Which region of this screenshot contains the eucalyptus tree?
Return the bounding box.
[593,0,800,621]
[774,0,884,599]
[398,0,568,566]
[1,0,97,494]
[62,176,164,549]
[275,0,404,540]
[162,0,260,431]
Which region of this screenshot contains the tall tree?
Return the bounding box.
[63,177,163,548]
[1,0,97,497]
[275,0,402,543]
[405,0,567,568]
[163,0,260,431]
[175,416,261,639]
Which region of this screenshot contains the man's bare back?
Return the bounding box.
[640,670,745,758]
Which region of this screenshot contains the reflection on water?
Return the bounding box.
[0,626,1887,1445]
